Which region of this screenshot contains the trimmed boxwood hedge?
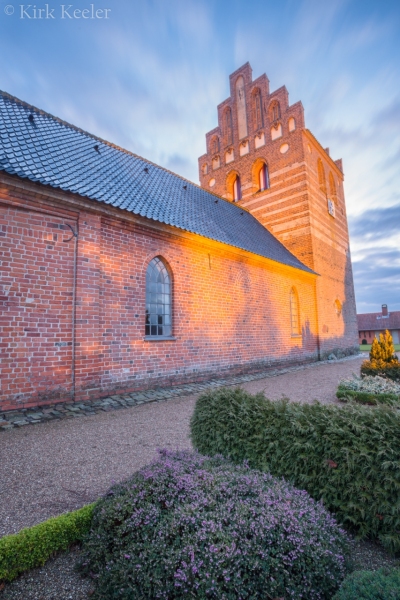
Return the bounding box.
[190,387,400,553]
[333,567,400,599]
[0,503,95,582]
[336,387,399,405]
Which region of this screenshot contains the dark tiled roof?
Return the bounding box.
[357,311,400,331]
[0,91,314,274]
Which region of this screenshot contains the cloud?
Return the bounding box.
[352,246,400,312]
[349,204,400,241]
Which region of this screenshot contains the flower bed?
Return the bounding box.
[78,450,350,599]
[337,375,400,405]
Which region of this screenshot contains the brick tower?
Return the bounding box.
[198,63,358,358]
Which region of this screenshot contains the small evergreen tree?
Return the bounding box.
[370,330,398,364]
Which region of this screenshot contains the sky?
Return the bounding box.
[0,0,399,313]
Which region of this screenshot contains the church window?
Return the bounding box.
[290,288,300,336]
[233,175,242,201]
[254,89,263,130]
[317,158,326,194]
[210,136,219,155]
[259,163,269,191]
[236,75,248,139]
[270,101,281,122]
[288,117,296,132]
[202,163,208,175]
[145,257,172,337]
[329,171,336,198]
[224,107,233,145]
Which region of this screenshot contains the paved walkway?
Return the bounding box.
[0,354,365,537]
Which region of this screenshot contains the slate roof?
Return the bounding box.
[358,310,400,331]
[0,90,314,274]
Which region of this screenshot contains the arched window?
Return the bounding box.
[288,117,296,132]
[270,101,281,122]
[145,257,172,337]
[233,175,242,202]
[290,288,300,336]
[317,158,326,194]
[224,107,233,145]
[254,89,263,130]
[329,172,336,198]
[259,163,269,191]
[210,136,219,155]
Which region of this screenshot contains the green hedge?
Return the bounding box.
[336,387,399,406]
[190,388,400,553]
[333,567,400,599]
[0,503,95,582]
[361,361,400,382]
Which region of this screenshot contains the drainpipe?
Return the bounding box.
[313,276,321,361]
[63,223,79,400]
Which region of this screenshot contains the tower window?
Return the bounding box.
[210,136,220,155]
[329,171,336,198]
[224,107,233,146]
[145,257,172,337]
[270,101,281,122]
[259,163,269,191]
[317,158,326,194]
[233,175,242,202]
[254,89,263,130]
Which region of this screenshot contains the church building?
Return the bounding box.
[0,63,358,412]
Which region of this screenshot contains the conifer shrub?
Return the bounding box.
[370,331,398,363]
[332,567,400,600]
[78,450,350,599]
[190,388,400,553]
[361,331,400,381]
[361,360,400,382]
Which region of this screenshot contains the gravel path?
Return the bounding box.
[2,354,399,598]
[0,357,362,536]
[0,355,365,537]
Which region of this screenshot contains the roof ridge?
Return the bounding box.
[0,89,248,211]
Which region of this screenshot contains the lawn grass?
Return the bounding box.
[360,344,400,352]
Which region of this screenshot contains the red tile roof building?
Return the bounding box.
[358,305,400,345]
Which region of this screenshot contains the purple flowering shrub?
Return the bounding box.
[78,450,350,599]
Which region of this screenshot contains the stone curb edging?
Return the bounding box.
[0,354,365,431]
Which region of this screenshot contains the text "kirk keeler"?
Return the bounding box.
[18,4,111,19]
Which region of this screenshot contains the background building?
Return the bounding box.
[358,305,400,345]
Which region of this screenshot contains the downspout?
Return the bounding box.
[64,223,79,400]
[313,275,321,361]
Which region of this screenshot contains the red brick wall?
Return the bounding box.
[0,200,76,410]
[0,178,320,410]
